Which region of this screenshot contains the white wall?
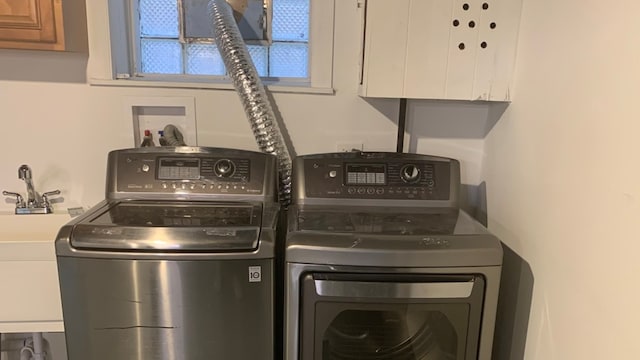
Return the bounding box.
[483,0,640,359]
[0,0,489,214]
[0,1,395,213]
[5,0,638,359]
[0,1,496,359]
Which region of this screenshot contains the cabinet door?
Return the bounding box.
[359,0,522,101]
[0,0,64,51]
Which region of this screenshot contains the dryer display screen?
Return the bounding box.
[345,164,386,185]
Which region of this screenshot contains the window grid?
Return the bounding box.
[138,0,310,79]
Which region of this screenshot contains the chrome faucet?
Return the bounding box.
[18,165,38,206]
[3,164,60,214]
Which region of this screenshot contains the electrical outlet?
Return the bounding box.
[336,142,364,152]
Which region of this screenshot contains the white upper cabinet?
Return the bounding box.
[358,0,523,101]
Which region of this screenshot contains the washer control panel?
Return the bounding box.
[298,152,455,201]
[106,147,276,198]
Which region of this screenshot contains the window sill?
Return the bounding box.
[88,77,335,95]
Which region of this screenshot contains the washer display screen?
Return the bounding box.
[345,164,386,185]
[157,158,200,180]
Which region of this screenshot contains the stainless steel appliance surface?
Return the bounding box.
[56,147,279,360]
[284,152,503,360]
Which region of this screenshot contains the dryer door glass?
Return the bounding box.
[299,273,485,360]
[322,307,462,360]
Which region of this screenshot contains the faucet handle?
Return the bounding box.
[42,190,61,204]
[43,190,61,197]
[2,190,25,207]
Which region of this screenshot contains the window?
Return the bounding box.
[138,0,310,79]
[91,0,335,92]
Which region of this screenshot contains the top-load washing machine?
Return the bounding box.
[284,152,503,360]
[56,147,279,360]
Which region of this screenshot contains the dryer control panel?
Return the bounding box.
[105,147,277,200]
[295,152,460,204]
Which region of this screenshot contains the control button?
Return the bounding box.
[329,170,337,178]
[347,187,356,194]
[366,188,375,194]
[376,188,384,194]
[172,183,178,189]
[141,164,150,172]
[190,183,196,190]
[181,183,187,190]
[426,179,435,187]
[214,159,236,178]
[161,183,168,189]
[400,164,421,183]
[201,184,207,189]
[357,187,366,194]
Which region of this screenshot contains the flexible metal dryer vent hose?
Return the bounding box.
[208,0,293,206]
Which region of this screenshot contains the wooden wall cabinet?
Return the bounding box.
[358,0,523,101]
[0,0,65,51]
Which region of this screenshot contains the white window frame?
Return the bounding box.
[87,0,335,94]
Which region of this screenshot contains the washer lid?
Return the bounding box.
[70,201,263,252]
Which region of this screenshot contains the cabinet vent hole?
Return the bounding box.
[463,3,470,10]
[483,3,489,10]
[469,21,476,28]
[453,19,460,27]
[459,43,466,50]
[490,22,497,29]
[481,41,488,48]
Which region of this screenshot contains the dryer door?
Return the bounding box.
[299,273,484,360]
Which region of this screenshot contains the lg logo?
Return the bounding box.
[248,266,262,283]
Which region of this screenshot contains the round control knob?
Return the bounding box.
[214,159,236,178]
[400,164,421,183]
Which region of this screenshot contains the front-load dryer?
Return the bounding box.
[284,152,503,360]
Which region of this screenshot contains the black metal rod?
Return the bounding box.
[396,98,408,153]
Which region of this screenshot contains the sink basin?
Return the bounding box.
[0,211,73,242]
[0,212,74,261]
[0,211,73,332]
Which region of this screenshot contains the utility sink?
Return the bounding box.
[0,211,73,333]
[0,211,72,242]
